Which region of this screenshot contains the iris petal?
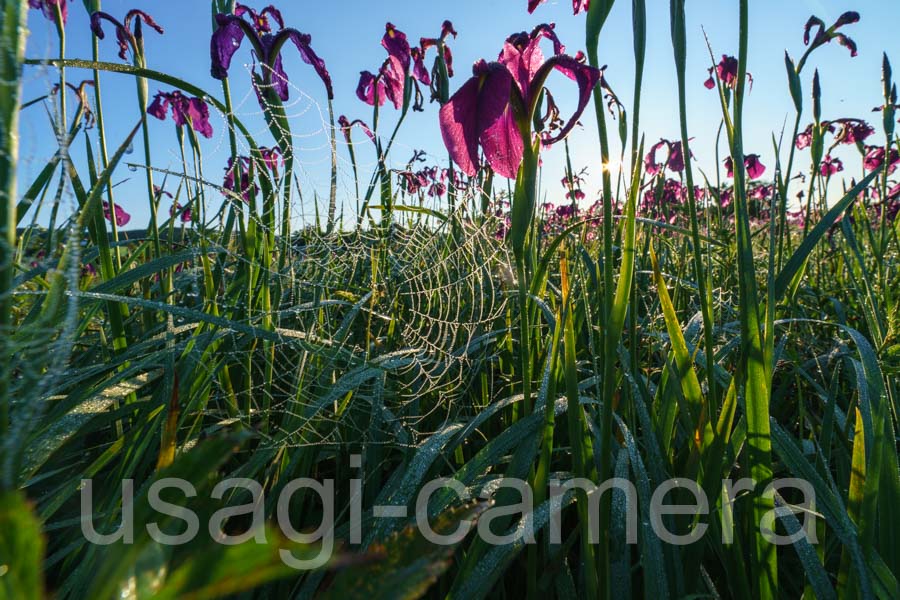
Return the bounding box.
[439,75,482,177]
[476,65,523,179]
[210,15,246,79]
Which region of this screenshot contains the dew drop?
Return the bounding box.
[125,143,134,155]
[128,164,137,172]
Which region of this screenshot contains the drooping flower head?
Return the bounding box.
[358,21,457,111]
[820,154,844,177]
[528,0,590,14]
[223,156,258,202]
[90,9,164,61]
[561,168,588,201]
[439,24,601,178]
[156,187,192,223]
[357,22,412,110]
[102,201,131,227]
[337,115,375,144]
[795,124,814,149]
[644,138,687,176]
[147,90,213,138]
[863,146,900,174]
[803,11,860,57]
[418,20,458,103]
[400,170,430,195]
[704,55,751,90]
[258,146,284,176]
[29,0,68,25]
[834,118,875,145]
[724,154,766,179]
[48,80,96,127]
[641,178,686,225]
[211,4,333,102]
[234,3,283,34]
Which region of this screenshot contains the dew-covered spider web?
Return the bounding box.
[8,53,516,479]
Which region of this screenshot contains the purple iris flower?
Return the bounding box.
[428,181,447,197]
[29,0,68,24]
[644,138,686,176]
[412,21,456,90]
[749,184,773,201]
[358,21,458,111]
[411,48,431,85]
[795,124,814,149]
[210,3,333,101]
[704,55,746,90]
[356,71,388,107]
[383,22,411,73]
[154,186,189,223]
[400,170,429,194]
[724,154,766,179]
[147,90,213,138]
[234,4,283,33]
[863,146,900,174]
[258,146,283,175]
[168,201,192,223]
[835,118,874,144]
[90,10,164,61]
[804,11,860,57]
[439,24,601,178]
[420,38,455,78]
[103,201,131,227]
[223,156,258,202]
[528,0,589,14]
[357,22,418,110]
[820,155,843,177]
[338,115,375,144]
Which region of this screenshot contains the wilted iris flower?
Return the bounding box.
[154,186,189,223]
[168,201,192,223]
[834,118,874,144]
[561,169,587,201]
[400,170,429,195]
[258,146,283,176]
[419,21,458,85]
[819,155,844,176]
[358,21,457,111]
[223,156,257,202]
[641,178,686,225]
[90,9,164,61]
[337,115,375,144]
[795,118,872,150]
[210,3,333,102]
[863,146,900,174]
[528,0,590,14]
[102,201,131,227]
[644,139,686,176]
[795,124,814,149]
[439,24,601,178]
[724,154,766,179]
[147,90,213,138]
[804,11,860,57]
[704,55,750,90]
[29,0,68,24]
[428,181,447,197]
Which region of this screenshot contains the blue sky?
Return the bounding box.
[19,0,900,228]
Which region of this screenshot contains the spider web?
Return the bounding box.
[194,65,513,447]
[7,48,514,488]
